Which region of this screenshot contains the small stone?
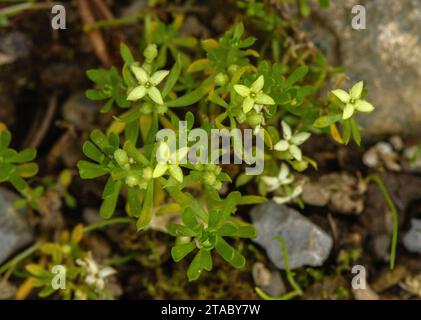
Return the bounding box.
[0,31,31,65]
[302,173,364,215]
[0,280,16,300]
[372,265,409,292]
[62,93,100,129]
[301,182,330,207]
[352,285,379,300]
[252,262,286,297]
[250,201,333,270]
[399,274,421,298]
[363,142,401,171]
[0,187,34,264]
[403,219,421,254]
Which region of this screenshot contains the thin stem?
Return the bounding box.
[365,174,398,269]
[0,241,42,275]
[255,236,303,300]
[83,217,136,233]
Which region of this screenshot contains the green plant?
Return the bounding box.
[25,225,116,300]
[168,192,256,281]
[77,17,377,281]
[0,127,43,209]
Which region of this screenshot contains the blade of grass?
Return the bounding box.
[365,174,398,269]
[255,236,303,300]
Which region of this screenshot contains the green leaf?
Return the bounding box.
[215,236,245,268]
[235,173,254,187]
[100,99,114,113]
[26,264,49,277]
[350,118,361,146]
[102,176,120,199]
[342,119,351,144]
[313,114,341,128]
[0,130,11,148]
[120,43,134,64]
[125,120,139,145]
[127,187,142,217]
[166,87,207,108]
[83,141,105,163]
[9,148,36,163]
[90,129,109,152]
[136,180,154,230]
[182,208,198,229]
[9,175,28,194]
[298,0,311,16]
[285,65,308,88]
[218,223,257,238]
[77,161,109,179]
[86,89,107,101]
[16,163,39,178]
[208,209,224,230]
[0,163,15,181]
[100,180,121,219]
[171,242,196,262]
[86,69,108,84]
[187,249,212,281]
[238,195,267,205]
[162,54,182,98]
[123,141,150,166]
[167,223,197,237]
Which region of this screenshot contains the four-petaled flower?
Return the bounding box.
[261,163,294,192]
[331,81,374,120]
[261,163,303,204]
[152,141,189,183]
[127,66,169,105]
[274,121,310,161]
[76,252,116,291]
[234,75,275,114]
[273,185,303,204]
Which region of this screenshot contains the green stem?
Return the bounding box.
[0,241,42,275]
[365,174,398,269]
[83,217,136,233]
[255,236,303,300]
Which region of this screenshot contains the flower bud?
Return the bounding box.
[292,160,308,172]
[143,44,158,62]
[204,172,216,186]
[246,112,263,127]
[156,104,168,115]
[114,149,129,169]
[236,111,246,124]
[214,72,228,86]
[141,102,153,114]
[228,64,239,75]
[125,174,140,187]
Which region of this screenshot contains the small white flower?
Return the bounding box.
[76,253,116,291]
[152,141,189,183]
[234,75,275,114]
[261,163,294,192]
[274,121,311,161]
[127,66,169,104]
[273,185,303,204]
[331,81,374,120]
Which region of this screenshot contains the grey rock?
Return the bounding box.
[250,201,333,270]
[0,187,34,264]
[252,262,286,297]
[0,31,31,64]
[403,219,421,254]
[62,93,100,129]
[306,0,421,139]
